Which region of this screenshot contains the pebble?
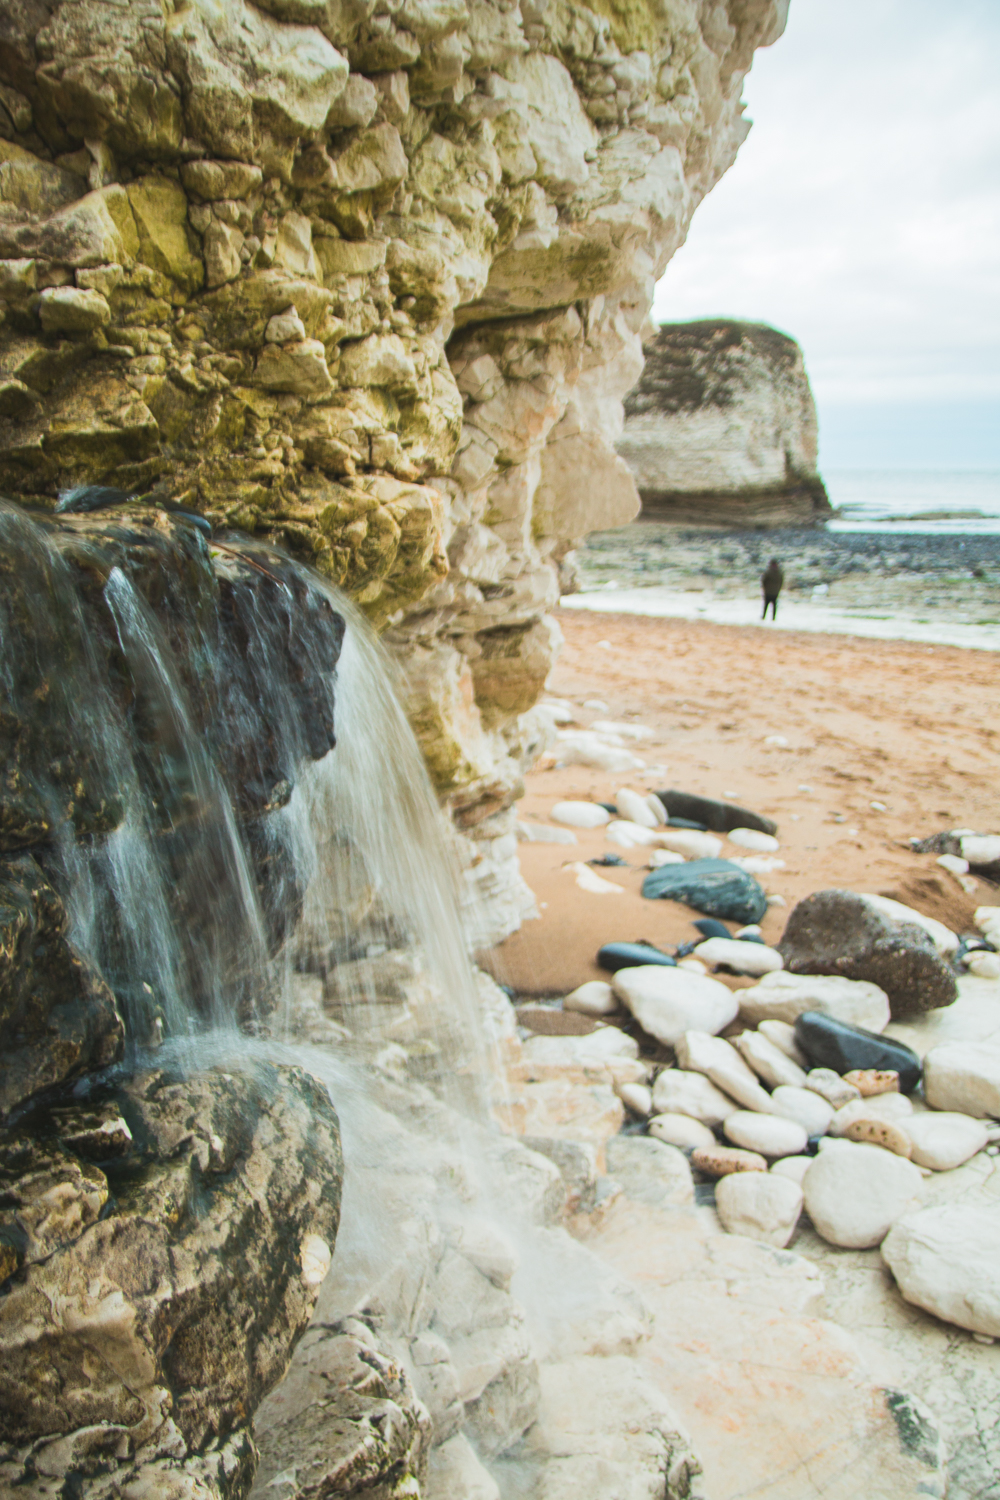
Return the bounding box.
[618,1081,652,1117]
[882,1203,1000,1336]
[517,820,579,844]
[723,1111,808,1158]
[694,937,784,977]
[803,1141,924,1248]
[691,1145,768,1178]
[758,1019,808,1067]
[654,829,723,860]
[844,1118,913,1157]
[923,1042,1000,1118]
[648,849,686,867]
[598,942,676,973]
[794,1012,922,1093]
[960,833,1000,868]
[936,853,969,875]
[676,956,708,974]
[607,819,661,848]
[648,1112,717,1151]
[901,1112,989,1171]
[829,1093,913,1137]
[613,966,739,1046]
[968,952,1000,979]
[567,862,624,895]
[843,1068,899,1096]
[769,1155,813,1186]
[676,1031,780,1115]
[605,1136,694,1209]
[583,699,609,712]
[736,1031,808,1090]
[646,793,668,824]
[974,905,1000,943]
[715,1171,803,1248]
[738,971,890,1032]
[651,1068,739,1126]
[769,1084,834,1138]
[564,980,618,1017]
[805,1068,862,1108]
[728,828,780,853]
[616,787,659,828]
[551,801,611,829]
[735,924,763,938]
[642,859,768,926]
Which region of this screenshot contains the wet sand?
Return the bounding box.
[484,608,1000,996]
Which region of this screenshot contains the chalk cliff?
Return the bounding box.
[618,318,830,525]
[0,0,790,939]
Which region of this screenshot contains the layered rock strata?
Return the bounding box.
[0,0,790,940]
[617,319,831,526]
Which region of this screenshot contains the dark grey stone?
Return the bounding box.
[653,790,777,837]
[641,859,768,924]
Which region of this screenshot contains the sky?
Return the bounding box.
[650,0,1000,471]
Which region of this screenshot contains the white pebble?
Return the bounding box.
[962,834,1000,867]
[764,735,789,747]
[676,956,708,974]
[805,1068,862,1109]
[618,1081,652,1117]
[613,967,738,1047]
[607,819,660,848]
[924,1042,1000,1118]
[516,821,578,844]
[723,1111,808,1158]
[735,925,762,939]
[727,828,780,853]
[695,937,783,977]
[565,862,624,895]
[648,1113,717,1151]
[769,1085,834,1138]
[829,1093,913,1138]
[936,853,969,875]
[551,801,611,829]
[967,952,1000,979]
[646,793,668,824]
[653,829,723,859]
[715,1172,803,1248]
[616,787,659,828]
[676,1031,780,1116]
[766,894,787,908]
[769,1155,813,1186]
[758,1019,808,1067]
[583,699,609,711]
[736,1031,807,1089]
[648,849,686,867]
[901,1112,989,1171]
[651,1069,738,1126]
[803,1142,923,1249]
[870,801,887,811]
[882,1203,1000,1336]
[564,980,618,1017]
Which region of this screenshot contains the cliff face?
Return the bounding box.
[618,319,830,526]
[0,0,790,938]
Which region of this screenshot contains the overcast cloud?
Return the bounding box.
[651,0,1000,468]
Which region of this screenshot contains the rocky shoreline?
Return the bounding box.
[574,522,1000,628]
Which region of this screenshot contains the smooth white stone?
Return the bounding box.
[695,938,784,977]
[805,1068,862,1108]
[676,1031,780,1115]
[727,828,780,852]
[618,1081,652,1117]
[723,1111,807,1158]
[551,800,611,828]
[735,924,762,938]
[615,787,659,828]
[803,1141,923,1248]
[901,1112,989,1170]
[769,1155,813,1186]
[738,971,890,1032]
[650,1068,739,1125]
[937,853,969,875]
[924,1042,1000,1118]
[606,819,660,848]
[566,862,624,895]
[770,1085,833,1138]
[676,956,708,974]
[653,829,723,859]
[758,1019,808,1067]
[523,1028,639,1072]
[830,1094,913,1137]
[605,1135,694,1208]
[564,980,618,1017]
[728,856,786,874]
[648,1112,717,1150]
[648,849,686,867]
[736,1031,807,1089]
[583,699,609,712]
[968,952,1000,979]
[860,893,959,956]
[613,967,739,1047]
[516,820,578,844]
[882,1203,1000,1336]
[974,905,1000,941]
[646,792,668,824]
[715,1171,803,1248]
[961,834,1000,867]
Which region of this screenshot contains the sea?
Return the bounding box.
[825,469,1000,534]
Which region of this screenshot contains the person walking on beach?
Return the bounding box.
[761,557,783,620]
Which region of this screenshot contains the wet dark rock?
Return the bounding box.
[778,890,958,1019]
[0,1064,342,1485]
[654,790,777,838]
[794,1011,922,1094]
[642,859,768,925]
[597,942,677,973]
[693,918,732,940]
[0,853,124,1120]
[589,854,629,867]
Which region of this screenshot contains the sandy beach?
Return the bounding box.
[485,606,1000,995]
